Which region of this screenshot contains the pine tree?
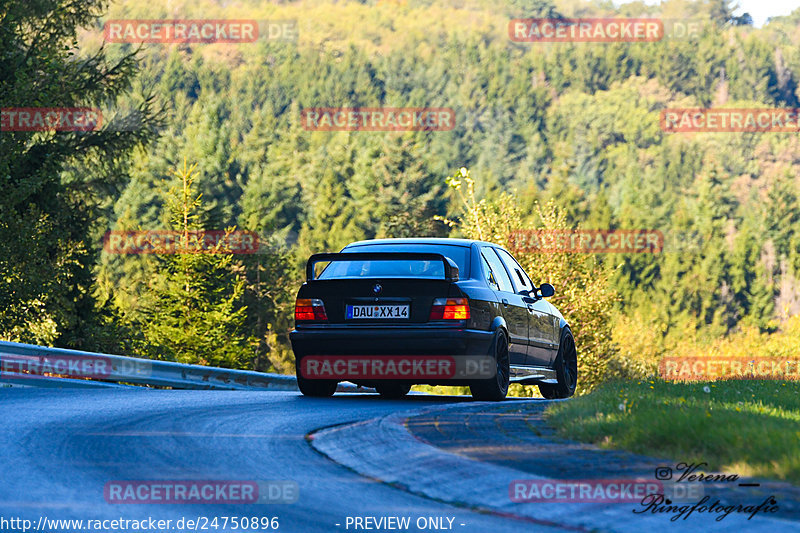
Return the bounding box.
[132,161,253,368]
[0,0,155,345]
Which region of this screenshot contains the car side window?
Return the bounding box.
[495,248,533,293]
[481,247,514,292]
[480,253,500,290]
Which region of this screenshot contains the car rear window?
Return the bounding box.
[317,243,470,280]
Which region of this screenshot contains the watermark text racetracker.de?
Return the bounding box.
[104,480,298,504]
[103,19,297,43]
[299,355,495,380]
[1,107,102,131]
[660,357,800,381]
[661,108,800,133]
[509,18,704,42]
[0,352,150,381]
[301,107,455,131]
[508,229,663,254]
[510,478,701,503]
[511,479,663,503]
[509,18,662,42]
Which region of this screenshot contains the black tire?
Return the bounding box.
[375,382,412,398]
[539,327,577,399]
[469,330,510,401]
[295,358,337,397]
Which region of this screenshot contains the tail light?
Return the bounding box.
[295,298,328,322]
[429,298,470,320]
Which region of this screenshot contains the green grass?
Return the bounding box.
[544,380,800,484]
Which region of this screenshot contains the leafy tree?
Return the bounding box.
[440,168,620,394]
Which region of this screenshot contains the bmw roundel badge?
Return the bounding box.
[372,283,382,294]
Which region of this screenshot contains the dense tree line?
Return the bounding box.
[3,0,800,379]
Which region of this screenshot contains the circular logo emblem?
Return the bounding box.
[372,283,382,295]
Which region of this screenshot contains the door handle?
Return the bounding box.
[501,298,509,307]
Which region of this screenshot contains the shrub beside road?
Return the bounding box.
[545,379,800,484]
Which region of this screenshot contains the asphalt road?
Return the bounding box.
[0,388,569,533]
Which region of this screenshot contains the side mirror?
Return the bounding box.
[538,283,555,298]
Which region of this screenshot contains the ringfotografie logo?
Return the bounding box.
[636,463,778,522]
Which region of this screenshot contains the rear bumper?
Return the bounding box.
[291,326,496,386]
[290,326,494,357]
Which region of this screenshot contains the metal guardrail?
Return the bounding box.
[0,371,131,388]
[0,341,298,391]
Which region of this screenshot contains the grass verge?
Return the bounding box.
[544,379,800,484]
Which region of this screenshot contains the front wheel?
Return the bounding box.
[470,330,510,401]
[539,327,577,399]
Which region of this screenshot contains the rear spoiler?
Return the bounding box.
[306,252,460,282]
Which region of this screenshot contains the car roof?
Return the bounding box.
[344,237,500,249]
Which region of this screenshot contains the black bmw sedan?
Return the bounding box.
[290,238,577,401]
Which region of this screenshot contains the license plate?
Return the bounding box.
[346,304,409,319]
